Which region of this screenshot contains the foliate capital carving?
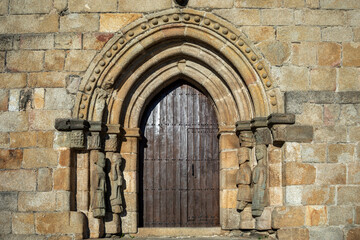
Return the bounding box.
[239,131,254,148]
[87,132,102,150]
[105,134,119,152]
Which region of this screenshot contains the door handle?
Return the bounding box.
[192,164,194,176]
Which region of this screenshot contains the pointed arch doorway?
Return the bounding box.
[139,81,220,227]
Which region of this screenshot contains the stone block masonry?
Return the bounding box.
[0,0,359,239]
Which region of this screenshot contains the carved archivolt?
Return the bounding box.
[73,8,283,126]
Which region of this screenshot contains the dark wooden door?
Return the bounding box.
[139,82,219,227]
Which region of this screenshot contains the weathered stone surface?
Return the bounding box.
[28,72,67,88]
[23,148,58,168]
[317,42,341,67]
[29,110,71,131]
[285,186,302,205]
[0,36,14,50]
[272,206,305,228]
[15,34,54,50]
[10,131,53,148]
[60,14,99,32]
[0,73,27,89]
[269,164,281,187]
[314,126,347,142]
[219,133,240,150]
[0,112,28,132]
[64,50,96,72]
[38,168,52,191]
[356,207,360,224]
[12,212,35,234]
[269,187,283,206]
[343,43,360,67]
[55,33,82,49]
[322,27,353,42]
[0,51,5,71]
[241,26,275,42]
[0,149,23,169]
[277,26,321,42]
[18,192,56,211]
[305,206,327,226]
[283,162,316,185]
[0,192,18,211]
[261,9,294,25]
[338,68,360,91]
[302,186,335,205]
[283,142,301,162]
[7,50,44,72]
[297,9,346,26]
[45,88,74,110]
[220,190,237,209]
[328,143,354,163]
[54,168,71,191]
[277,228,309,240]
[10,0,52,14]
[69,0,117,12]
[188,0,234,8]
[35,212,68,234]
[213,9,260,25]
[255,207,272,230]
[100,14,142,32]
[301,143,326,163]
[44,50,65,71]
[0,13,59,34]
[338,186,360,205]
[0,0,8,15]
[291,42,317,67]
[296,104,323,126]
[279,66,309,91]
[348,163,360,184]
[0,169,36,191]
[328,206,353,225]
[0,211,12,234]
[346,228,360,240]
[220,150,238,169]
[310,67,336,91]
[257,41,290,66]
[315,164,346,185]
[118,0,172,12]
[235,0,281,8]
[239,206,255,229]
[320,0,360,9]
[309,227,343,240]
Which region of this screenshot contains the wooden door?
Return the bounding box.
[139,82,219,227]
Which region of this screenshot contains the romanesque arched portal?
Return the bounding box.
[54,8,295,238]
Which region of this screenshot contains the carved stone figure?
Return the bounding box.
[236,147,252,211]
[92,152,106,218]
[110,153,124,214]
[93,89,108,122]
[252,144,268,217]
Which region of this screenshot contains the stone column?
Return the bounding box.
[104,124,122,236]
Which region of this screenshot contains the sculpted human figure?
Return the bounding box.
[236,147,252,211]
[110,153,124,214]
[92,152,106,218]
[252,144,268,217]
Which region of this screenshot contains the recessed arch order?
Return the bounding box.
[73,8,283,130]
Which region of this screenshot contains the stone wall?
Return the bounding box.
[0,0,359,239]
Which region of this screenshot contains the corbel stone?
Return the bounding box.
[55,118,90,149]
[236,121,254,148]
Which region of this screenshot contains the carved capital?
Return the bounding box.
[71,130,86,149]
[105,134,119,152]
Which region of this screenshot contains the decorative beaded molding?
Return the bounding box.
[74,8,282,123]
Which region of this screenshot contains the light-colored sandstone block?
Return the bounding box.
[12,212,35,234]
[100,13,142,32]
[235,0,281,8]
[0,111,28,132]
[213,9,260,25]
[118,0,171,12]
[328,206,353,225]
[269,187,283,206]
[301,143,326,163]
[317,42,341,66]
[348,163,360,184]
[314,126,347,142]
[328,143,354,163]
[189,0,234,8]
[277,26,321,42]
[257,40,290,66]
[283,0,306,8]
[0,13,59,34]
[277,228,309,240]
[272,206,305,228]
[220,190,237,209]
[15,34,54,50]
[302,185,335,205]
[28,72,67,88]
[60,14,99,32]
[343,43,360,67]
[320,0,360,9]
[28,109,71,131]
[54,168,71,191]
[18,192,56,211]
[285,186,302,205]
[241,26,275,42]
[0,211,12,234]
[279,66,309,91]
[220,150,238,169]
[309,227,343,240]
[283,162,316,185]
[297,10,346,26]
[296,103,323,126]
[8,89,20,111]
[310,67,336,91]
[69,0,117,12]
[0,169,36,191]
[261,9,294,25]
[45,88,74,110]
[45,50,65,71]
[10,0,52,14]
[322,27,353,42]
[338,68,360,91]
[315,163,346,185]
[38,168,53,192]
[283,142,301,162]
[64,50,97,72]
[23,148,58,168]
[33,88,45,109]
[0,0,8,15]
[291,43,317,66]
[7,50,44,72]
[55,33,82,49]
